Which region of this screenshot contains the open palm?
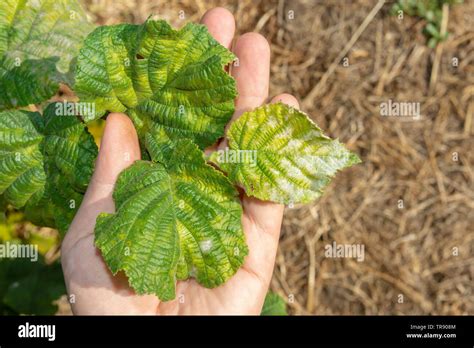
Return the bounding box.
[61,7,299,315]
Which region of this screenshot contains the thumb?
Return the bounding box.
[89,113,141,187]
[63,113,140,250]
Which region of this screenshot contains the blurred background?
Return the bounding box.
[1,0,473,315]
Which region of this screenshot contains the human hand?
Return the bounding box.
[61,7,299,315]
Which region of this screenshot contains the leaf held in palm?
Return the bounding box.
[210,103,361,204]
[95,139,247,301]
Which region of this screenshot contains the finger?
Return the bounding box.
[90,113,141,186]
[270,93,299,108]
[63,113,140,251]
[200,7,235,49]
[215,32,270,152]
[200,7,235,155]
[231,32,270,119]
[240,94,300,287]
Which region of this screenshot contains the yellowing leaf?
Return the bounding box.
[210,103,361,204]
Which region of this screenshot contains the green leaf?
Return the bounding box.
[23,189,56,228]
[0,195,6,223]
[0,0,94,110]
[390,0,462,48]
[42,103,98,192]
[425,22,441,39]
[0,110,46,207]
[427,37,438,48]
[24,169,85,235]
[0,257,65,315]
[261,292,288,316]
[210,103,361,204]
[95,139,247,301]
[75,19,236,149]
[0,103,98,233]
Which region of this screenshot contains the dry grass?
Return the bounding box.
[81,0,474,315]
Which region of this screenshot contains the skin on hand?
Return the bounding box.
[61,7,300,315]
